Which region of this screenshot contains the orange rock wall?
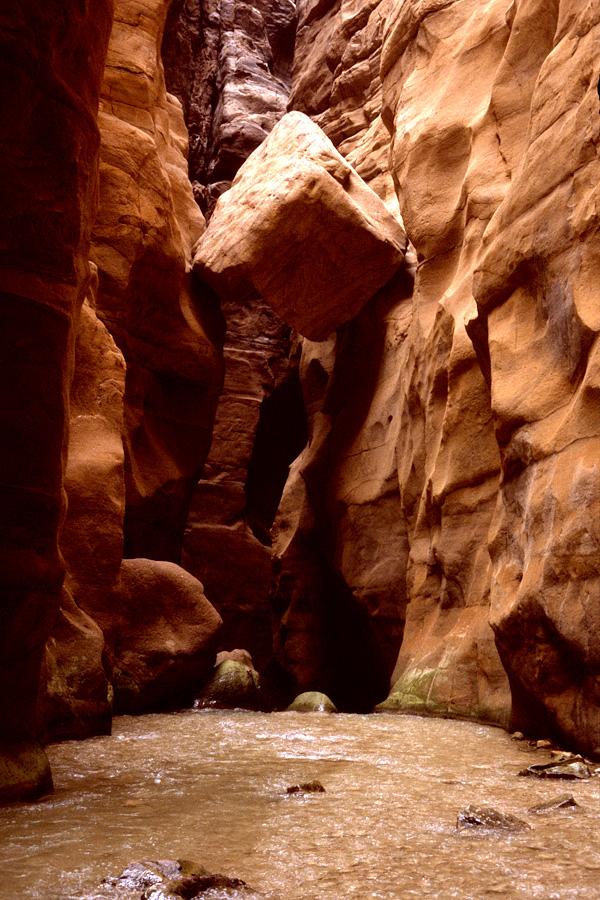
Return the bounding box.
[280,0,599,749]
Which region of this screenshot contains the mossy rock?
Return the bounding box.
[0,740,53,804]
[287,691,337,713]
[195,660,281,712]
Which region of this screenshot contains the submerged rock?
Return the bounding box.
[287,780,326,795]
[528,795,580,814]
[287,692,337,713]
[518,757,591,780]
[457,806,531,832]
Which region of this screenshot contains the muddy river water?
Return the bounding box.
[0,710,599,899]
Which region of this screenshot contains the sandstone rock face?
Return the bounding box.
[274,0,510,722]
[194,110,406,341]
[181,301,303,672]
[163,2,300,670]
[92,0,225,563]
[0,0,113,802]
[38,587,112,744]
[470,1,600,752]
[276,0,599,751]
[38,290,125,743]
[162,0,297,209]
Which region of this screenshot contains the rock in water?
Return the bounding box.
[194,111,406,341]
[287,692,338,713]
[287,780,326,794]
[528,795,579,813]
[518,757,591,780]
[457,805,531,832]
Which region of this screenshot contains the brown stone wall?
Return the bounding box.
[0,0,114,801]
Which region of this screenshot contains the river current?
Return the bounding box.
[0,711,598,899]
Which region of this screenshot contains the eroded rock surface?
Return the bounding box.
[92,0,224,563]
[272,0,599,748]
[162,0,297,210]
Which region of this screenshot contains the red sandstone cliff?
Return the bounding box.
[1,0,599,803]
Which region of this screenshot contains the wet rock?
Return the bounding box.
[528,795,580,814]
[536,740,553,750]
[143,873,250,899]
[511,732,525,741]
[287,692,338,713]
[215,649,255,670]
[102,860,195,892]
[287,779,326,795]
[100,859,250,899]
[194,660,281,712]
[457,805,531,833]
[518,757,591,780]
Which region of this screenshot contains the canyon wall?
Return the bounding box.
[1,0,599,803]
[0,0,114,802]
[1,0,225,801]
[272,0,599,747]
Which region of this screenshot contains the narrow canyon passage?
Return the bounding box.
[1,712,599,900]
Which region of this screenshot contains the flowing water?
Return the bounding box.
[0,710,599,899]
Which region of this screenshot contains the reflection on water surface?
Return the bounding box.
[0,711,598,899]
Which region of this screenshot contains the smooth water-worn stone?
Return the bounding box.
[194,111,406,341]
[287,692,338,713]
[456,805,530,832]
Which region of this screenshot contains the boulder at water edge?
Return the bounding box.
[287,692,338,713]
[195,660,281,711]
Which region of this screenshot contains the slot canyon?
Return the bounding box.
[0,0,599,860]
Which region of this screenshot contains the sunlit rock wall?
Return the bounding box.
[91,0,225,563]
[471,0,600,753]
[272,0,599,748]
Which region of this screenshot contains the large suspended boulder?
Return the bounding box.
[193,111,406,341]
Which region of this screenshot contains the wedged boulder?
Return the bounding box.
[287,691,337,713]
[193,110,406,341]
[78,559,222,714]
